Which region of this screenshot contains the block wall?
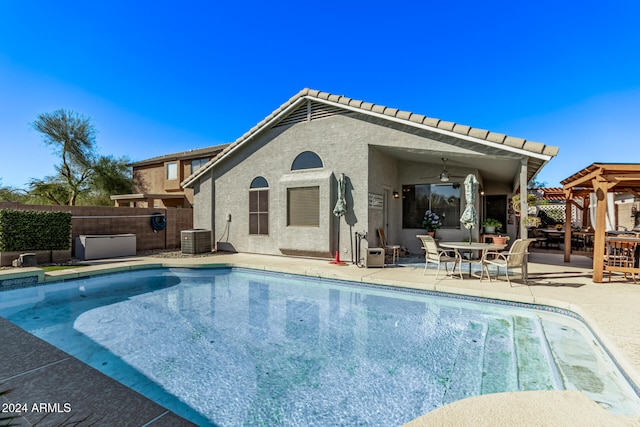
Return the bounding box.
[0,203,193,253]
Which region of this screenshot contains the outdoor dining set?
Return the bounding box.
[416,234,535,286]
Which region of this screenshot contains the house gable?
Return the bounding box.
[183,89,559,189]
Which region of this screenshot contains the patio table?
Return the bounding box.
[439,241,507,276]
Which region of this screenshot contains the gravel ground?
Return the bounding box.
[138,249,226,259]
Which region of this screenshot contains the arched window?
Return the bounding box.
[291,151,323,170]
[249,177,269,235]
[250,176,269,189]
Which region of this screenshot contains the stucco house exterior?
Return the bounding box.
[111,145,228,208]
[182,88,559,260]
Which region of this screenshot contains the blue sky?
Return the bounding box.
[1,1,639,189]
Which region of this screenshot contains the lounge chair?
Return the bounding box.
[417,234,462,279]
[377,228,401,264]
[480,238,535,286]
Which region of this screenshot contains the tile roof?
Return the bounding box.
[130,144,230,167]
[183,88,559,187]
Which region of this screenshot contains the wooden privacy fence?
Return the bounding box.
[0,203,193,254]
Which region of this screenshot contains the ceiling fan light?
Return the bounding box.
[439,171,450,182]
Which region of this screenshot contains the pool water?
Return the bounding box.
[1,268,639,426]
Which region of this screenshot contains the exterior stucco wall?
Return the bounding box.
[132,161,196,208]
[207,114,374,258]
[193,109,526,259]
[193,171,214,238]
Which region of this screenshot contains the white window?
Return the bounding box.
[191,158,208,173]
[166,162,178,180]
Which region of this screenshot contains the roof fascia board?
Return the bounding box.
[310,97,554,162]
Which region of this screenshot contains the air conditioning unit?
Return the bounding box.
[181,229,212,255]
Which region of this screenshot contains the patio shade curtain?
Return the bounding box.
[589,193,615,231]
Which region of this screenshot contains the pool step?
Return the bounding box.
[481,317,518,394]
[513,316,559,390]
[479,315,560,394]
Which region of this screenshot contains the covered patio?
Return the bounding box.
[561,163,640,282]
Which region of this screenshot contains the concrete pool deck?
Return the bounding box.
[2,250,640,426]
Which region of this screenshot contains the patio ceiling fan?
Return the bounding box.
[423,158,466,182]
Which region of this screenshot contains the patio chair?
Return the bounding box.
[417,234,462,279]
[605,240,638,283]
[533,228,547,248]
[377,228,401,264]
[480,238,536,286]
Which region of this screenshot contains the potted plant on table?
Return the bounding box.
[482,218,502,234]
[492,234,510,246]
[422,210,442,237]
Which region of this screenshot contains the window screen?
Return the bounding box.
[287,187,320,226]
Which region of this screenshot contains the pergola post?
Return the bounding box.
[563,193,572,262]
[592,180,609,283]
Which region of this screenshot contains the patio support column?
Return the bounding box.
[592,179,609,283]
[519,159,528,240]
[519,159,529,280]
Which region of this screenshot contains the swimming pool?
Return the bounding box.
[1,267,639,426]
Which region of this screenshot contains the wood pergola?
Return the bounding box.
[561,163,640,282]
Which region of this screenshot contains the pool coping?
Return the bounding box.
[2,254,640,425]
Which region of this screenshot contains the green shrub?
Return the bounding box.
[0,210,72,251]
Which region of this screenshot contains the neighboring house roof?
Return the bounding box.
[182,88,559,188]
[537,187,565,202]
[130,144,230,167]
